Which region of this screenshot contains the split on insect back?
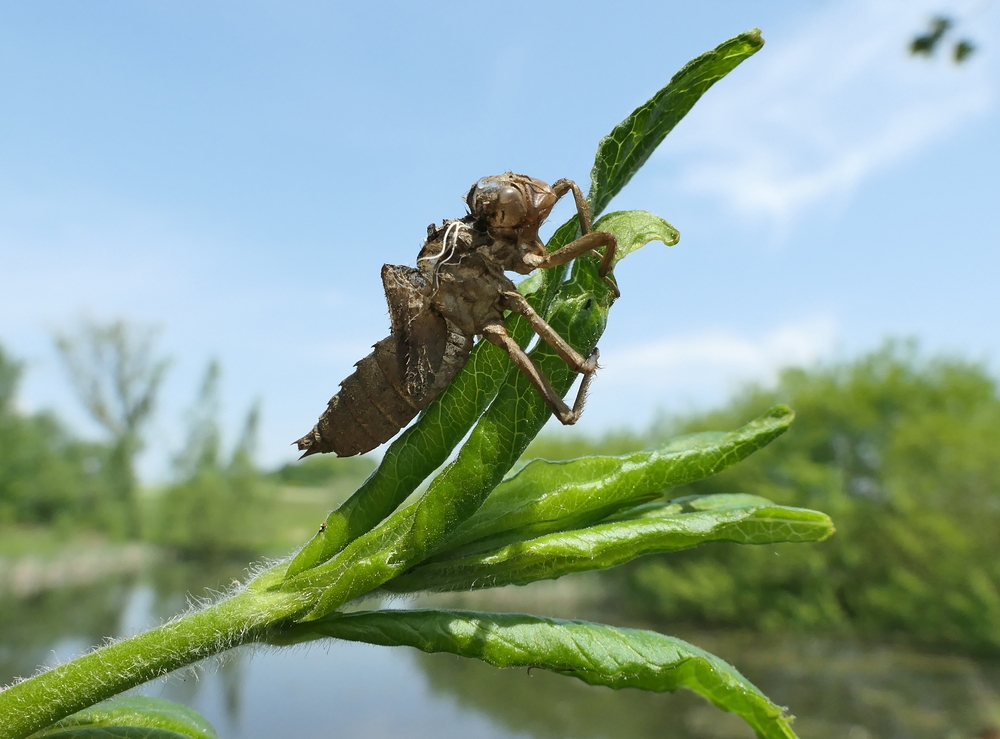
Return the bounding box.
[295,173,621,458]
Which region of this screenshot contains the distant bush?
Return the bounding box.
[523,428,646,461]
[619,341,1000,654]
[153,463,271,558]
[153,362,273,558]
[268,453,376,489]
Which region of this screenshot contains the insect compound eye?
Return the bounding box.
[495,185,527,227]
[469,176,529,229]
[522,178,556,218]
[469,178,499,215]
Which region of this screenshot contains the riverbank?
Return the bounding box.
[0,530,157,599]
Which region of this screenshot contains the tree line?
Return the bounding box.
[0,322,373,557]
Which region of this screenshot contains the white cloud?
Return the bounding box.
[661,0,997,226]
[605,316,838,392]
[571,316,839,432]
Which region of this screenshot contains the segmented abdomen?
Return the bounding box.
[296,323,471,457]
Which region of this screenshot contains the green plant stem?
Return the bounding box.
[0,571,306,739]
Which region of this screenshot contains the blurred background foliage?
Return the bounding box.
[2,328,998,656]
[0,345,110,531]
[0,328,376,561]
[522,340,1000,655]
[150,360,271,558]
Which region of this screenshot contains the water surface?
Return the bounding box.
[3,562,998,739]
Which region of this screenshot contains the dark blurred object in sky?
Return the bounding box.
[910,14,976,63]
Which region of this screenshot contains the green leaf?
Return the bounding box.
[606,492,779,521]
[31,730,192,739]
[289,610,798,739]
[30,697,217,739]
[434,406,793,555]
[596,211,679,268]
[588,29,764,216]
[386,498,833,592]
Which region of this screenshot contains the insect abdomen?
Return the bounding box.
[296,336,419,457]
[296,294,472,457]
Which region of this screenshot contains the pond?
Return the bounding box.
[2,560,998,739]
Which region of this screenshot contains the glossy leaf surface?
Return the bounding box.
[599,210,679,267]
[293,609,797,739]
[30,697,217,739]
[437,406,793,555]
[589,29,764,216]
[387,496,833,592]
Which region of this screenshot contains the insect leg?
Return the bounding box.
[524,231,617,277]
[481,323,595,425]
[550,179,593,234]
[522,231,619,297]
[542,178,618,293]
[499,291,598,374]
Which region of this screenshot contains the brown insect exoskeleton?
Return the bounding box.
[295,173,618,458]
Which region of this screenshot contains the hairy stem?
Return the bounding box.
[0,570,308,739]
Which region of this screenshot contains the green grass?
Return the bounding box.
[0,526,110,559]
[259,487,347,556]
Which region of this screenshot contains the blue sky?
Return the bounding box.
[1,0,997,480]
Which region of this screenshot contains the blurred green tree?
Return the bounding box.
[55,321,168,539]
[621,341,1000,653]
[522,427,646,461]
[268,453,376,490]
[154,360,271,558]
[0,344,108,529]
